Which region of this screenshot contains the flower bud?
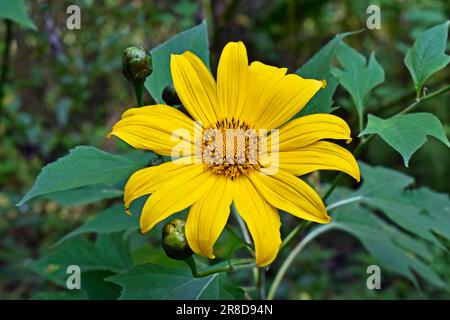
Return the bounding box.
[162,84,181,106]
[162,218,193,260]
[122,46,152,82]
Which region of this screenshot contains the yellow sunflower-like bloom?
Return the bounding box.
[109,41,360,267]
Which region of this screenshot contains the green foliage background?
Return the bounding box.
[0,0,449,299]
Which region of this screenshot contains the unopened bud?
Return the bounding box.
[162,218,193,260]
[122,46,152,82]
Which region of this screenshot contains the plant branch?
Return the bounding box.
[184,256,255,278]
[267,223,335,300]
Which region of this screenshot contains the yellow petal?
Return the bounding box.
[233,177,281,267]
[270,114,352,151]
[170,51,218,125]
[249,170,330,224]
[254,74,324,130]
[276,141,361,181]
[140,165,215,233]
[217,41,249,120]
[240,61,287,126]
[185,176,233,259]
[124,159,194,213]
[109,105,197,156]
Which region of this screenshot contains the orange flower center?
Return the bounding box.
[202,119,261,178]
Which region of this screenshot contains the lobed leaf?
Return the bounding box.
[360,113,450,166]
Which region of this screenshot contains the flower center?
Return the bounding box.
[202,119,261,178]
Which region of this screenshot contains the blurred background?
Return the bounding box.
[0,0,449,299]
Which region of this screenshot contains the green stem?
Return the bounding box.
[397,84,450,116]
[231,204,259,290]
[0,20,12,110]
[133,80,144,107]
[184,256,255,278]
[258,267,266,300]
[280,220,308,251]
[267,224,335,300]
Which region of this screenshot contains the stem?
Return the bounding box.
[184,256,255,278]
[325,195,363,211]
[133,80,144,107]
[258,268,266,300]
[397,84,450,116]
[280,220,308,251]
[267,224,335,300]
[231,204,259,290]
[0,20,12,110]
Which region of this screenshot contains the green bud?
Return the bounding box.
[162,218,193,260]
[122,46,152,82]
[162,84,181,106]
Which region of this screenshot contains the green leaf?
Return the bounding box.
[18,146,150,205]
[324,162,450,288]
[29,233,132,286]
[82,270,122,300]
[108,264,245,300]
[56,205,139,245]
[332,210,446,289]
[331,43,385,119]
[298,76,339,116]
[296,31,361,115]
[297,31,363,79]
[45,184,123,206]
[31,291,88,300]
[404,21,450,94]
[0,0,37,30]
[145,21,209,103]
[360,113,450,166]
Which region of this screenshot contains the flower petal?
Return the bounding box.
[270,114,352,151]
[240,61,287,126]
[140,165,215,233]
[254,74,324,130]
[217,41,249,120]
[185,176,234,259]
[276,141,361,181]
[124,159,194,214]
[109,105,197,156]
[249,170,330,224]
[170,51,218,125]
[233,177,281,267]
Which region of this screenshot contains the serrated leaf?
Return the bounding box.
[145,21,209,103]
[18,146,150,205]
[404,21,450,93]
[56,205,139,245]
[29,233,132,286]
[296,31,360,115]
[331,44,384,118]
[0,0,37,30]
[108,264,245,300]
[360,113,450,166]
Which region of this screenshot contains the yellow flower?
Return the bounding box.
[109,41,360,267]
